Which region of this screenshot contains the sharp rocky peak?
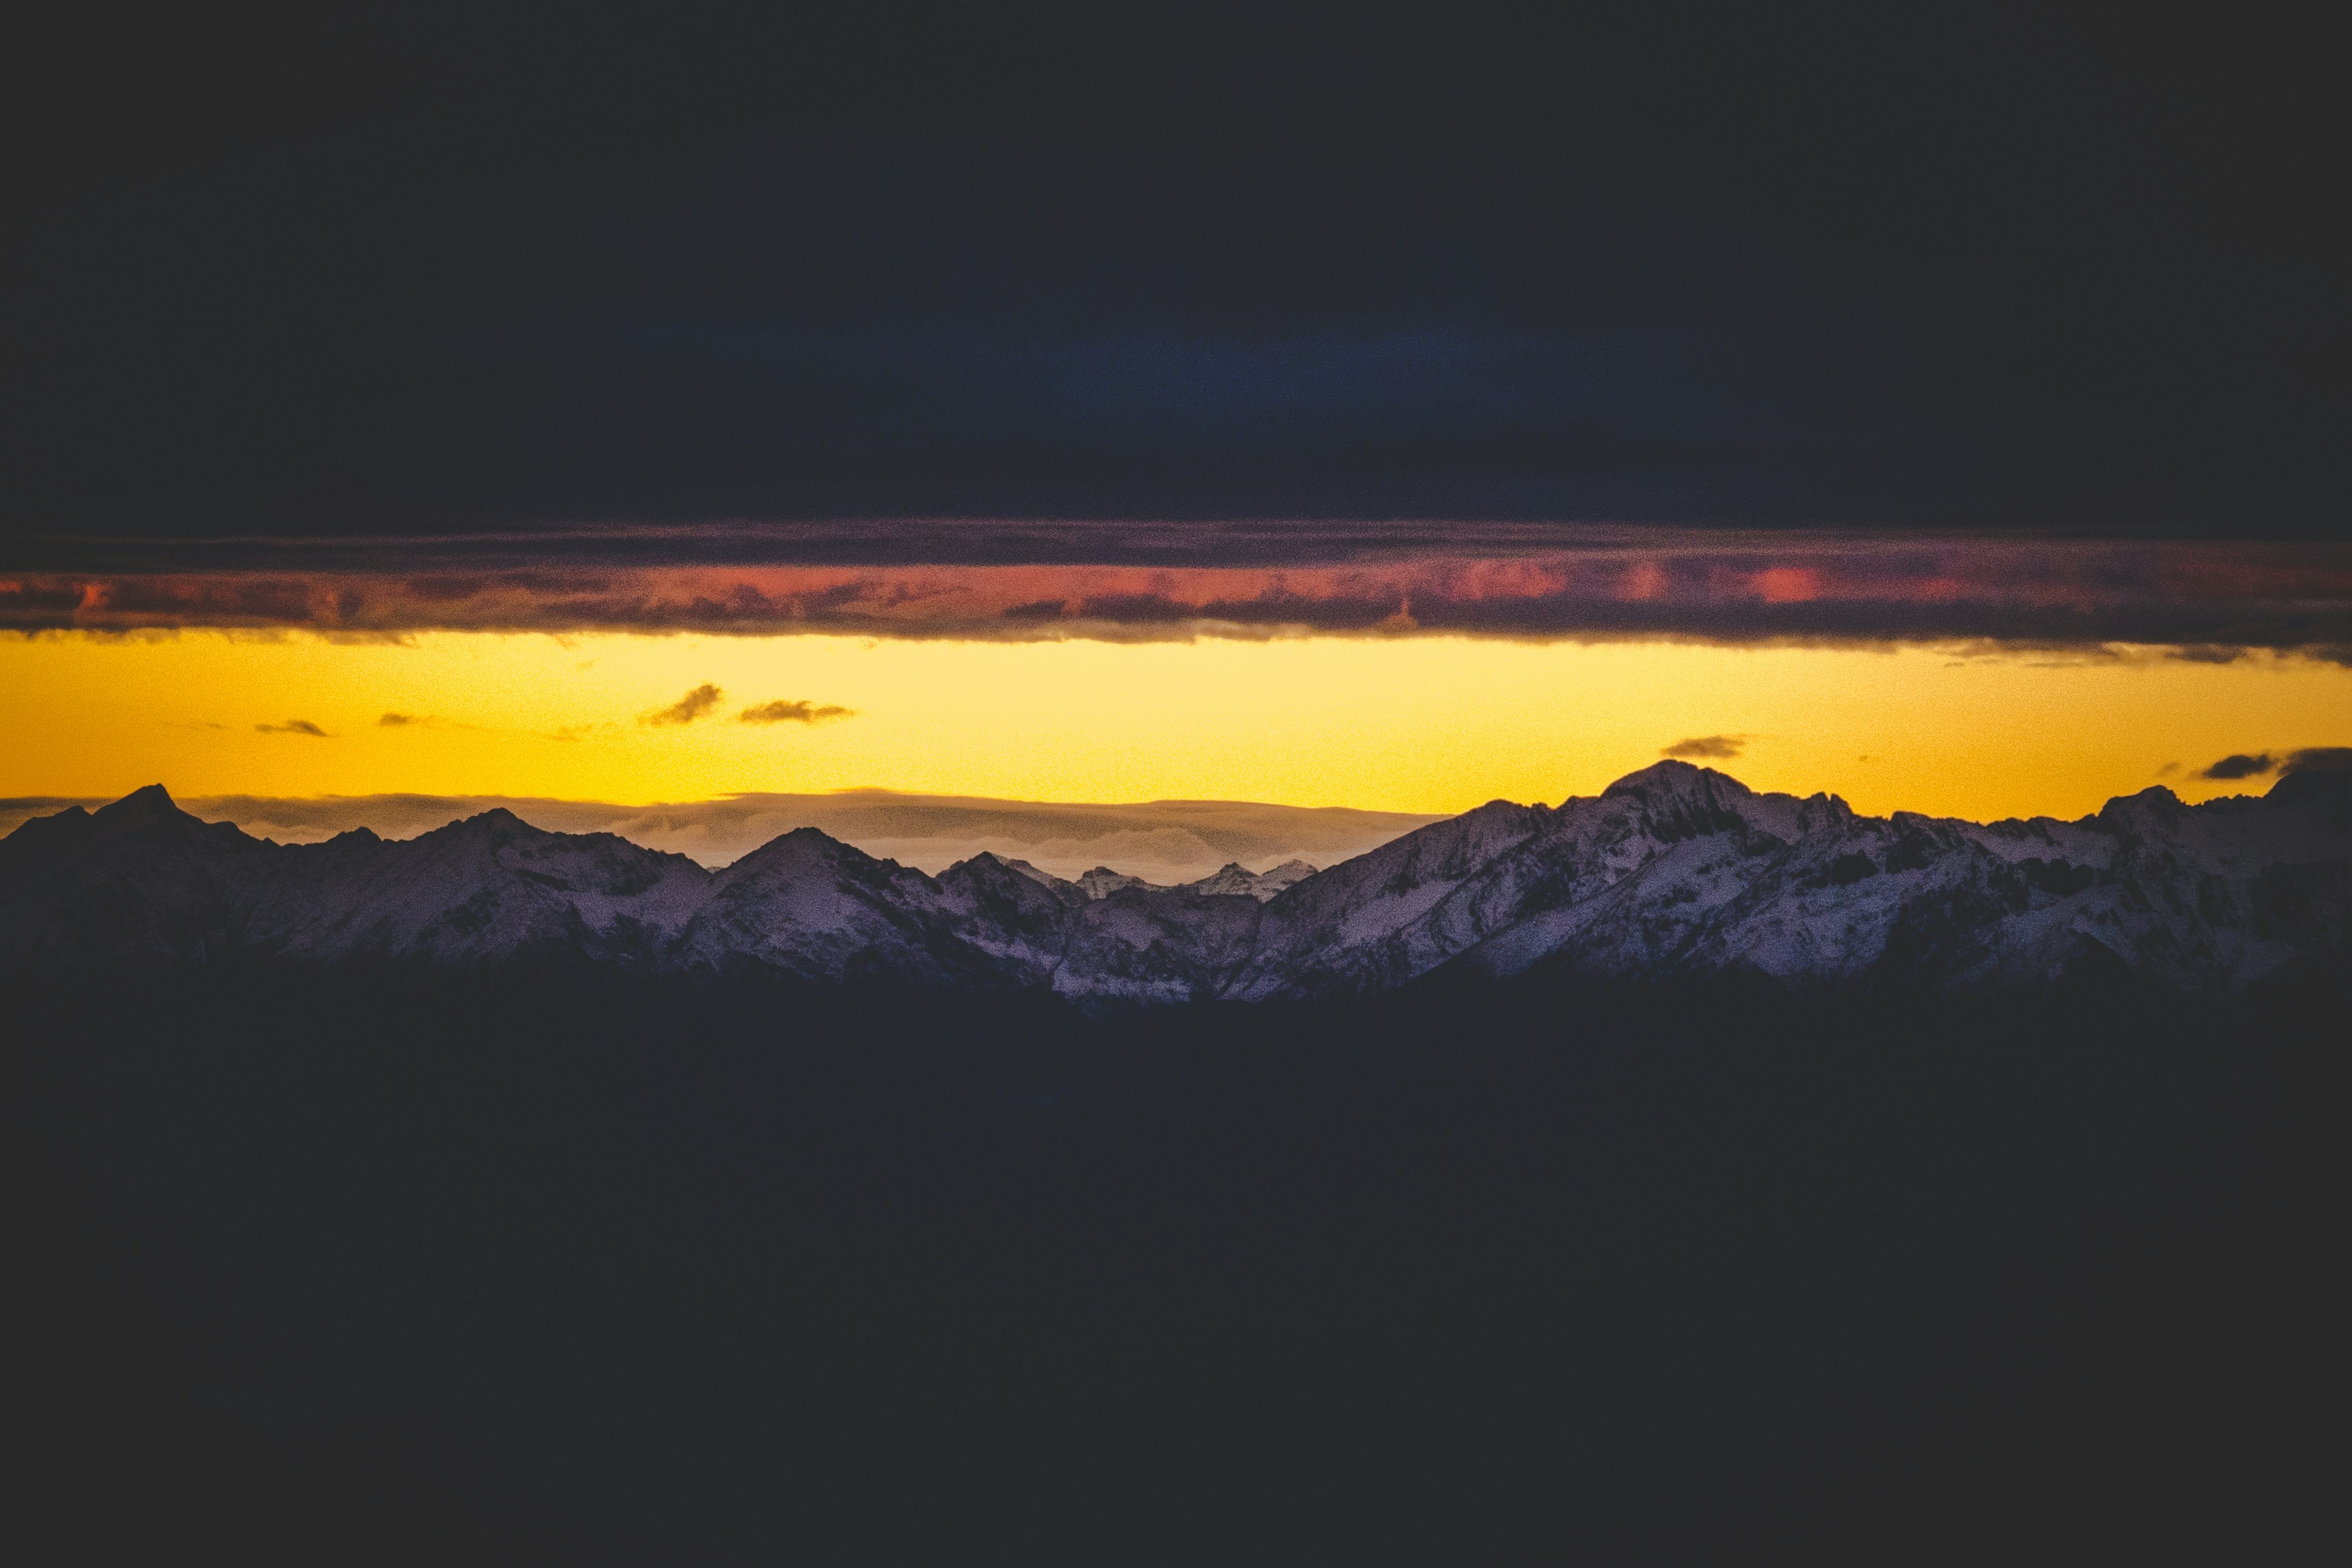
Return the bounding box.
[720,824,897,880]
[62,784,264,856]
[87,783,199,834]
[943,851,1069,889]
[1078,866,1151,900]
[1583,760,1787,841]
[1598,759,1750,800]
[100,782,179,814]
[427,806,545,841]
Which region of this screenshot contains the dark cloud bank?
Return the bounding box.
[2,5,2345,555]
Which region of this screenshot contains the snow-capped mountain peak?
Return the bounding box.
[1077,866,1151,900]
[1182,860,1320,900]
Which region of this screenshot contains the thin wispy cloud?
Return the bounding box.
[254,719,330,737]
[739,699,854,725]
[640,684,725,726]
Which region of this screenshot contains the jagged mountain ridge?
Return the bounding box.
[5,763,2348,999]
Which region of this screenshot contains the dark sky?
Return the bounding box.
[4,2,2346,554]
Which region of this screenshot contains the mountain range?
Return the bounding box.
[6,762,2347,1000]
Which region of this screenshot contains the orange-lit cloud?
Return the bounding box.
[5,530,2349,657]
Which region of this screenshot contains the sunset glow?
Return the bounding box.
[10,627,2347,826]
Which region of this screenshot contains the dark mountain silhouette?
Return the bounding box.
[8,767,2344,1560]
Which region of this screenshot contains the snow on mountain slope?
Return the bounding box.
[934,852,1087,979]
[1452,764,2352,996]
[1224,799,1554,1000]
[1182,860,1318,901]
[242,809,712,966]
[1056,886,1267,1003]
[1230,764,1817,1001]
[1077,866,1152,900]
[4,767,2347,1000]
[674,828,995,987]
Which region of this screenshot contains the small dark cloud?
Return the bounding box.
[2282,747,2352,775]
[379,712,482,733]
[1662,734,1748,760]
[255,719,329,737]
[640,684,724,726]
[739,699,855,725]
[2155,761,2180,777]
[2200,753,2276,780]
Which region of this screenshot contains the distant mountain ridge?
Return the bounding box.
[5,763,2348,1001]
[0,790,1445,884]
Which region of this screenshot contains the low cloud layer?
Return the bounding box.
[0,790,1447,885]
[5,528,2351,659]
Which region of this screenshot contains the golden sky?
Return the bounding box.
[6,628,2347,823]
